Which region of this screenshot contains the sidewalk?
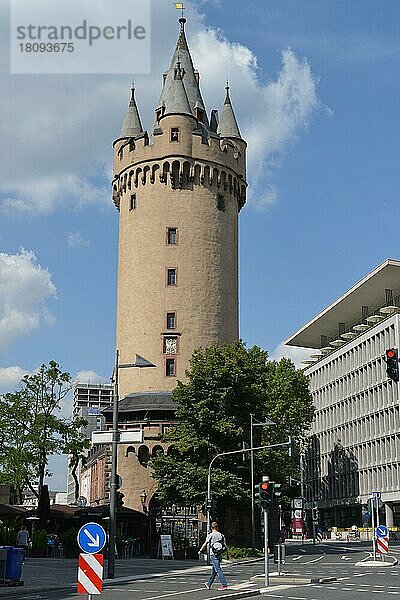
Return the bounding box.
[0,557,203,596]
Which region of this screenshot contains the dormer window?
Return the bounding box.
[195,107,204,123]
[170,127,180,142]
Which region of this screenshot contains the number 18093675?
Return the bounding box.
[19,42,74,52]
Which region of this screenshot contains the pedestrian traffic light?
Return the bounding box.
[116,491,125,507]
[273,483,282,497]
[260,480,273,510]
[385,348,399,382]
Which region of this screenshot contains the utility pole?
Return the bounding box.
[264,505,269,587]
[250,414,276,548]
[108,349,119,580]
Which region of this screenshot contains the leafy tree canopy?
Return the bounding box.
[0,361,88,504]
[151,341,314,506]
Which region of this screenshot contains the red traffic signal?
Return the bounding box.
[260,482,269,492]
[385,348,399,382]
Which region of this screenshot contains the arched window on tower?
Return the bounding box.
[138,445,150,468]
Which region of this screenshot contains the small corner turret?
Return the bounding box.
[120,83,144,139]
[217,81,242,140]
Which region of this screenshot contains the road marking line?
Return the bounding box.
[143,587,205,599]
[302,555,325,564]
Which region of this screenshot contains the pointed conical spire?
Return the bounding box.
[120,83,143,138]
[217,82,241,139]
[154,17,208,127]
[162,59,193,117]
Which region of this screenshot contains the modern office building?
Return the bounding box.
[286,259,400,528]
[67,382,113,504]
[110,16,247,511]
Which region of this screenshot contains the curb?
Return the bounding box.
[355,559,398,567]
[253,574,337,585]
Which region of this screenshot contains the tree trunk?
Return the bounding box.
[71,458,79,501]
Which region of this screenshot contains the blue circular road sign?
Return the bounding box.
[77,522,106,554]
[376,525,388,538]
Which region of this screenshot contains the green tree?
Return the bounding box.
[151,341,314,509]
[0,361,88,505]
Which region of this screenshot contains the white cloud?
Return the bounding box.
[0,249,56,347]
[0,365,30,393]
[0,175,109,215]
[0,1,320,214]
[270,342,312,368]
[191,31,319,208]
[68,231,90,248]
[75,370,105,384]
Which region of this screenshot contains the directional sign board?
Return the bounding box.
[372,491,381,498]
[92,429,143,444]
[77,522,106,554]
[376,524,389,538]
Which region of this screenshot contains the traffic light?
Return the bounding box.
[385,348,399,382]
[260,480,273,510]
[288,436,296,458]
[116,491,125,507]
[311,507,319,522]
[254,484,261,506]
[273,483,282,498]
[210,498,218,520]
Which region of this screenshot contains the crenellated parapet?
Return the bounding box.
[112,156,247,211]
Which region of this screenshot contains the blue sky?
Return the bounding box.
[1,0,400,488]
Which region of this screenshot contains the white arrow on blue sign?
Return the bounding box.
[376,524,389,538]
[77,522,107,554]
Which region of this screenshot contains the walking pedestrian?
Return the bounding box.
[198,522,228,591]
[16,525,29,559]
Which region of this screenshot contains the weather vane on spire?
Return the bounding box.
[174,3,185,19]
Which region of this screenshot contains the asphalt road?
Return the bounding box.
[7,542,400,600]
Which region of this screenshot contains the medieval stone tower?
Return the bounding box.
[113,17,247,403]
[109,18,247,512]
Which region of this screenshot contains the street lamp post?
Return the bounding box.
[250,415,276,548]
[207,439,290,564]
[107,351,156,579]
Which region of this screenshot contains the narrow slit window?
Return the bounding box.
[167,268,177,286]
[166,358,176,377]
[167,227,178,245]
[166,312,176,329]
[216,194,226,212]
[130,193,136,210]
[170,127,180,142]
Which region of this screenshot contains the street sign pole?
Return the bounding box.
[264,507,269,587]
[375,496,380,543]
[371,496,376,561]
